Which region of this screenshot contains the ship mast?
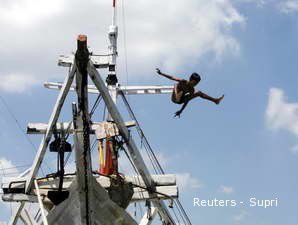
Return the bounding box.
[2,1,192,225]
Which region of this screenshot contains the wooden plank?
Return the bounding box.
[58,55,109,68]
[44,82,174,95]
[132,186,178,201]
[2,174,176,191]
[2,186,178,203]
[27,121,136,135]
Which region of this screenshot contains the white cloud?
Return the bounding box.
[278,0,298,13]
[0,157,19,216]
[121,0,245,71]
[0,158,19,179]
[218,185,234,194]
[176,173,203,190]
[0,0,64,27]
[266,88,298,136]
[0,0,245,93]
[0,74,39,93]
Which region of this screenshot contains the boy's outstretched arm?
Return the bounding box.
[174,101,189,118]
[156,68,182,82]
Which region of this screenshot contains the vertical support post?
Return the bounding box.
[73,35,93,225]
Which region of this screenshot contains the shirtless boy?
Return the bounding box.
[156,68,224,117]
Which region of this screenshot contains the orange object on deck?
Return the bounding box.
[99,138,116,175]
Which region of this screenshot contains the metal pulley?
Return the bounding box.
[49,137,72,153]
[48,134,72,205]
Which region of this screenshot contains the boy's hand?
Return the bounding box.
[156,68,162,75]
[174,110,182,118]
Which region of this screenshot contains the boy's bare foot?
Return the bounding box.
[215,94,224,105]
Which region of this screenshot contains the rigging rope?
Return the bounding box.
[121,0,129,88]
[119,91,192,225]
[0,164,32,170]
[119,91,165,174]
[0,94,49,176]
[90,94,102,118]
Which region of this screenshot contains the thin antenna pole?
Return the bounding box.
[107,0,118,85]
[112,0,116,26]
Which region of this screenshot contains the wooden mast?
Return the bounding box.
[73,35,93,225]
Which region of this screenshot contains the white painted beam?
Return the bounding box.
[2,194,37,203]
[27,121,136,136]
[119,85,173,95]
[44,82,173,95]
[58,54,110,68]
[2,186,177,204]
[2,174,176,191]
[34,180,48,225]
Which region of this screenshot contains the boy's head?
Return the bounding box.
[189,73,201,86]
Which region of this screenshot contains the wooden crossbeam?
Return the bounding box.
[27,121,136,137]
[58,54,110,68]
[2,174,176,191]
[2,186,177,204]
[44,82,174,95]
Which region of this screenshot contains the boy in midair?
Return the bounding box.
[156,68,224,117]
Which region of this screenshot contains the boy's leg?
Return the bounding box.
[192,91,224,104]
[171,84,184,104]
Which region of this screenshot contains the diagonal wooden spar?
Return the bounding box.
[8,64,77,225]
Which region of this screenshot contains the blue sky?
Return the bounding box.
[1,0,298,224]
